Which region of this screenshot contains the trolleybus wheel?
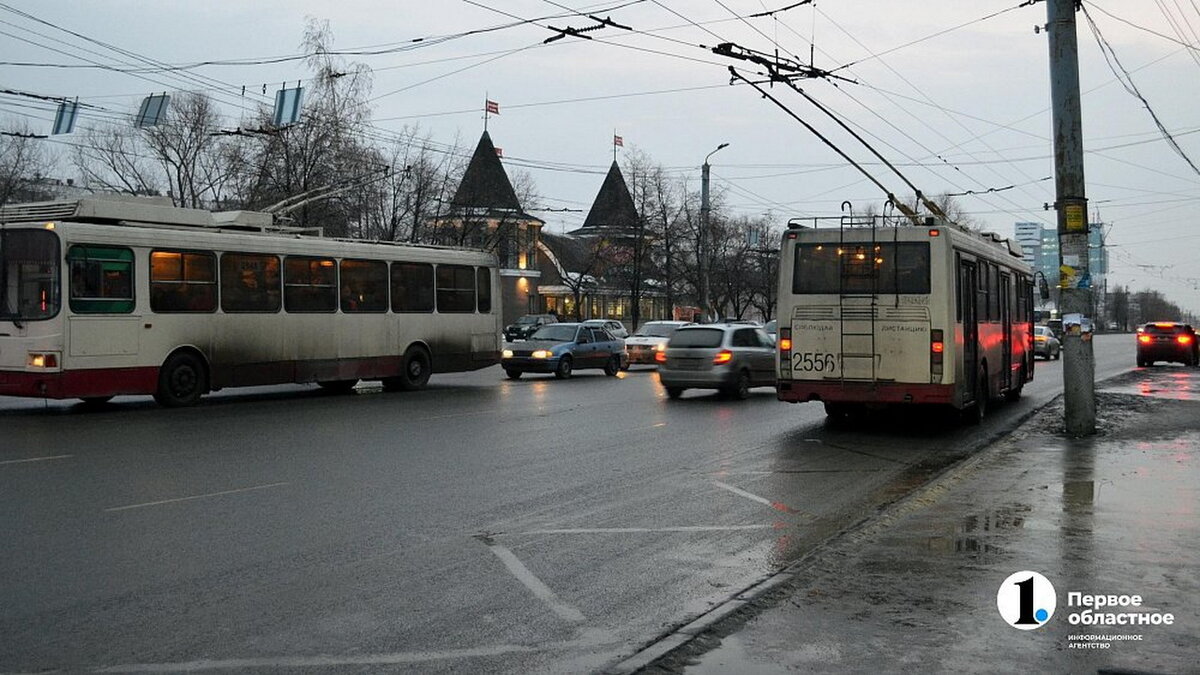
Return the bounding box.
[154,352,206,408]
[385,346,432,391]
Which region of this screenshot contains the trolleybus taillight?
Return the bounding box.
[779,327,792,353]
[930,329,944,382]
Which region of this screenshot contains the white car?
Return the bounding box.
[624,320,692,365]
[582,318,629,340]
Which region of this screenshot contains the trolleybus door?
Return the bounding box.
[958,257,978,403]
[999,272,1012,391]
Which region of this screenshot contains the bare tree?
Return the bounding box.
[73,125,158,197]
[140,92,228,208]
[0,120,52,206]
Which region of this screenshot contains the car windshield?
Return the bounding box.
[634,323,679,338]
[516,316,539,325]
[530,324,578,341]
[1035,326,1051,337]
[669,328,725,348]
[765,320,777,333]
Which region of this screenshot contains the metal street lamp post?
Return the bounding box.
[700,142,729,322]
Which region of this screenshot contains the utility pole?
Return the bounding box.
[1047,0,1096,435]
[700,142,729,322]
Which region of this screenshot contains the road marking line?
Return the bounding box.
[93,644,539,671]
[712,480,805,516]
[104,482,290,512]
[517,525,775,535]
[483,543,586,623]
[0,454,72,466]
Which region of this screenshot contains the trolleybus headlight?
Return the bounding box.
[27,352,60,369]
[531,350,552,359]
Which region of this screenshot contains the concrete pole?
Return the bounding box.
[1047,0,1096,435]
[700,143,728,322]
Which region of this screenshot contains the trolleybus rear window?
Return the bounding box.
[792,242,930,295]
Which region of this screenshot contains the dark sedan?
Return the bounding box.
[501,323,626,379]
[1137,322,1198,367]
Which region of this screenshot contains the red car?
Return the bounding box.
[1136,322,1198,367]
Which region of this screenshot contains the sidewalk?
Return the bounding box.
[665,367,1200,674]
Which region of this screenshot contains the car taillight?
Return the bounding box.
[1178,335,1193,345]
[1138,335,1152,344]
[655,351,667,363]
[713,349,733,365]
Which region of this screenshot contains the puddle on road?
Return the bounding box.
[915,504,1030,556]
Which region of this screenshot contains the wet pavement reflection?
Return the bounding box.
[681,366,1200,674]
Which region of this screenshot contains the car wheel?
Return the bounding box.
[725,370,751,400]
[505,369,522,380]
[554,356,573,379]
[665,386,684,399]
[318,380,358,394]
[1054,346,1061,360]
[1137,358,1148,367]
[603,356,620,377]
[154,351,207,407]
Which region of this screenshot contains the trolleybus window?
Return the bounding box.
[1,229,59,321]
[284,256,337,313]
[67,245,134,314]
[791,242,930,294]
[436,264,475,313]
[340,259,387,312]
[477,267,492,313]
[390,262,434,313]
[220,252,281,313]
[150,250,216,312]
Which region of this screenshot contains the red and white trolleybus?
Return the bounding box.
[0,195,501,406]
[775,214,1034,423]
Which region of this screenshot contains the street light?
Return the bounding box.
[700,142,729,323]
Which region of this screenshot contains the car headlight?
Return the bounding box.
[502,349,514,358]
[532,350,552,359]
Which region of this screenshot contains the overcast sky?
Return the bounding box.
[2,1,1197,313]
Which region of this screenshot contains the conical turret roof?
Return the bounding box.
[580,161,639,230]
[450,131,522,212]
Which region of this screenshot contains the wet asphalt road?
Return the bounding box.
[0,335,1132,673]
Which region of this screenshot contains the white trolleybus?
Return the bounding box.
[0,195,501,406]
[775,213,1034,423]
